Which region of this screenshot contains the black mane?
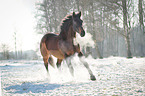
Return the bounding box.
[60,14,73,32]
[59,13,73,39]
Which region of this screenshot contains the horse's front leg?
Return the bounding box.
[74,44,96,80]
[78,52,96,81]
[65,55,74,76]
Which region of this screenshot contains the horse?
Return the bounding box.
[40,12,96,81]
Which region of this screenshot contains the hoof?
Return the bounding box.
[90,75,96,81]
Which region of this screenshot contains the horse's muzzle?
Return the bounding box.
[79,27,85,37]
[81,30,85,37]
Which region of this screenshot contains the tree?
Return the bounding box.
[97,0,134,58]
[35,0,51,34]
[122,0,132,58]
[14,29,17,59]
[89,1,103,58]
[138,0,144,33]
[35,0,145,58]
[1,44,10,59]
[35,0,70,34]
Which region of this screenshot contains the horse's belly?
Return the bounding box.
[50,50,64,59]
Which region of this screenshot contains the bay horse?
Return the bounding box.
[40,12,96,81]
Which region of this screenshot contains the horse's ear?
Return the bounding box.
[78,11,81,18]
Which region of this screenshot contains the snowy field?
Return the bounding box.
[0,56,145,96]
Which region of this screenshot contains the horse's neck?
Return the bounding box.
[60,26,75,42]
[67,26,75,40]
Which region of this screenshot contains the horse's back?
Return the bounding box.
[41,33,60,49]
[40,33,65,59]
[41,33,57,43]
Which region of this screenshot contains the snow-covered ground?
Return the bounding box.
[0,56,145,96]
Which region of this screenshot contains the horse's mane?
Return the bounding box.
[59,13,73,39]
[60,14,72,31]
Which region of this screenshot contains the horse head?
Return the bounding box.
[72,12,85,37]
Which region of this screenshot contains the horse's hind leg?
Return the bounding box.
[48,55,55,68]
[56,59,63,69]
[40,42,50,73]
[43,56,49,71]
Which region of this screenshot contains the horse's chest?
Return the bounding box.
[59,41,75,56]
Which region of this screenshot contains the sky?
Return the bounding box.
[0,0,41,52]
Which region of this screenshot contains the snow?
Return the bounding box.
[0,56,145,96]
[0,71,1,96]
[75,32,95,49]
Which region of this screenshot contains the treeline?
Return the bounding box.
[35,0,145,58]
[0,49,38,60]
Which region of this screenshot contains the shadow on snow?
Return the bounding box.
[5,82,62,94]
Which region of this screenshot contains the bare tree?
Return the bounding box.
[14,29,17,59]
[1,44,10,60]
[138,0,144,33]
[122,0,132,58]
[35,0,51,34]
[89,1,103,58]
[35,0,145,58]
[97,0,134,58]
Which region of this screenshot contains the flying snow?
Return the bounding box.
[0,57,145,95]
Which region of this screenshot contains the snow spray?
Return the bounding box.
[74,32,95,49]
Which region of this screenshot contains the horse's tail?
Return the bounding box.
[48,55,55,68]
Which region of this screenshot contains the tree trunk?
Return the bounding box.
[122,0,132,58]
[52,0,57,32]
[138,0,144,33]
[44,0,49,33]
[85,47,91,57]
[14,30,17,59]
[90,1,103,59]
[94,40,103,59]
[76,0,80,11]
[125,35,132,58]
